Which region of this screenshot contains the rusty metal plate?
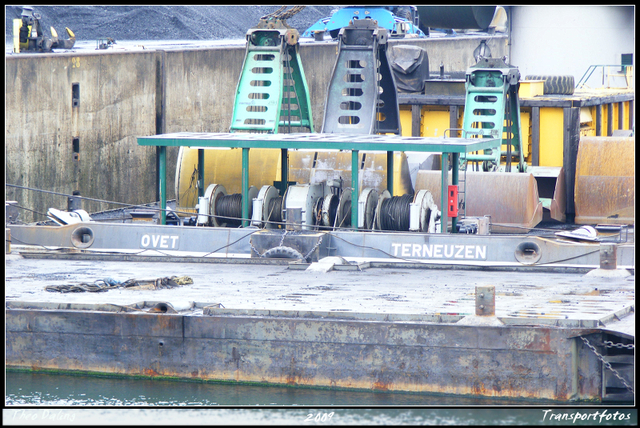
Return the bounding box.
[574,137,634,225]
[475,285,495,316]
[415,170,543,233]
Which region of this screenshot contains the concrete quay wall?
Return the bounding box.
[5,36,507,223]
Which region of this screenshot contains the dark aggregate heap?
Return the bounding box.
[5,5,336,43]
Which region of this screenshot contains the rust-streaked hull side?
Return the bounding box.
[7,308,603,402]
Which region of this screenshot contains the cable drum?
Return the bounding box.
[321,194,340,228]
[215,193,243,227]
[379,194,413,231]
[267,196,283,224]
[338,198,351,228]
[208,185,258,227]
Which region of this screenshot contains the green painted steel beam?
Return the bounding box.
[386,151,393,195]
[138,132,499,154]
[158,146,166,225]
[451,153,459,233]
[242,148,250,227]
[351,150,359,229]
[198,149,205,198]
[440,152,448,233]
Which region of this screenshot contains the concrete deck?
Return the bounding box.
[5,250,635,332]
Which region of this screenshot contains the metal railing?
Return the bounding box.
[576,64,633,89]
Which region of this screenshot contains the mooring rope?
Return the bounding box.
[44,276,193,293]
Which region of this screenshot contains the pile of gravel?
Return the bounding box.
[5,5,336,43]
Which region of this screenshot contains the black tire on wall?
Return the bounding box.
[261,245,306,260]
[524,75,575,95]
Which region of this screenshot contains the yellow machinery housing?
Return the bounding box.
[13,6,75,53]
[175,148,413,211]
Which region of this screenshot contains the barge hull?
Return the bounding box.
[6,306,606,402]
[7,223,635,272]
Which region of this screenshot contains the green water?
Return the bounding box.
[5,371,637,425]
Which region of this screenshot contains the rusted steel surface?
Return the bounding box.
[6,307,605,402]
[475,286,495,316]
[574,136,634,225]
[415,171,543,234]
[530,166,566,223]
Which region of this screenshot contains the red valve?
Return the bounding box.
[448,185,458,217]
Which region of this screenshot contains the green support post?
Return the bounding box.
[451,152,459,233]
[198,149,205,198]
[441,152,448,233]
[351,150,359,229]
[281,148,288,187]
[242,147,250,227]
[159,146,166,225]
[386,151,394,195]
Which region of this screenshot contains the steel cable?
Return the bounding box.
[379,194,412,231]
[267,196,283,223]
[338,199,352,228]
[215,193,243,226]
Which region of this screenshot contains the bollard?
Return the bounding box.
[67,190,82,211]
[599,244,617,270]
[475,285,495,316]
[477,216,490,235]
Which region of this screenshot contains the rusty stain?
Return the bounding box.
[372,381,390,391]
[232,346,241,369]
[513,365,533,376]
[525,330,551,352]
[286,356,297,385]
[471,380,485,396]
[142,367,158,377]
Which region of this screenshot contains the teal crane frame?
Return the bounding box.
[461,57,527,173]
